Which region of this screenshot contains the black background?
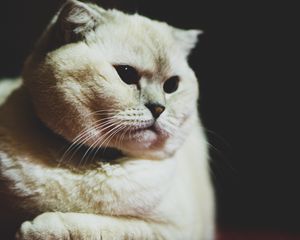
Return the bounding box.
[0,0,298,233]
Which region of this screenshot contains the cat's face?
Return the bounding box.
[23,0,201,159]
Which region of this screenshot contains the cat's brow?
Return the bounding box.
[139,69,154,79]
[137,56,170,81]
[138,68,169,82]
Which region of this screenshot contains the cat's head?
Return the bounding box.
[23,0,201,159]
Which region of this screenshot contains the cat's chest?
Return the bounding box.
[0,151,174,219]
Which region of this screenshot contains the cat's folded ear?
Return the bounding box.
[57,0,102,42]
[174,29,203,57]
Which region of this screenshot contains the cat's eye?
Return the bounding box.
[163,76,180,93]
[114,65,140,85]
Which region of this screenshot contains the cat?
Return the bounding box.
[0,0,215,239]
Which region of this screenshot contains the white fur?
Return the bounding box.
[0,1,215,239]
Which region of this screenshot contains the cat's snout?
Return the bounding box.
[145,103,165,119]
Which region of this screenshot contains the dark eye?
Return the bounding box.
[114,65,140,85]
[163,76,180,93]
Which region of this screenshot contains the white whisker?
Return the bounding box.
[89,123,127,163]
[59,118,118,165]
[78,120,123,166]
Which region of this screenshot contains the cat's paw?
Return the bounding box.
[16,212,70,240]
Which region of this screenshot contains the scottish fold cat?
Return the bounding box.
[0,0,215,239]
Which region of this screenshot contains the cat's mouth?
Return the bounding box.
[130,122,156,132]
[117,121,157,136]
[119,121,170,142]
[128,125,157,135]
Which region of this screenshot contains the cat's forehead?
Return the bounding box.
[90,11,181,77]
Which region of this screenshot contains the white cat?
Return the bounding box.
[0,0,215,239]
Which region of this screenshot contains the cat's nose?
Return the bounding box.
[145,103,165,119]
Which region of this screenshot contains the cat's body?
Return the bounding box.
[0,1,215,239]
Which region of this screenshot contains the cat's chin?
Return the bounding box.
[116,125,170,156]
[123,127,158,145]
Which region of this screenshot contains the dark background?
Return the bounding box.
[0,0,298,234]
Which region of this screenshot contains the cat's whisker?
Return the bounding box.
[65,133,97,166]
[101,124,127,152]
[95,122,127,151]
[114,127,124,150]
[78,120,123,166]
[80,124,125,166]
[63,113,117,149]
[82,123,123,165]
[127,125,134,141]
[117,123,130,150]
[61,128,105,166]
[60,116,122,166]
[159,118,178,135]
[59,118,119,164]
[86,109,117,115]
[79,124,118,166]
[166,116,179,126]
[88,123,127,164]
[59,127,98,165]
